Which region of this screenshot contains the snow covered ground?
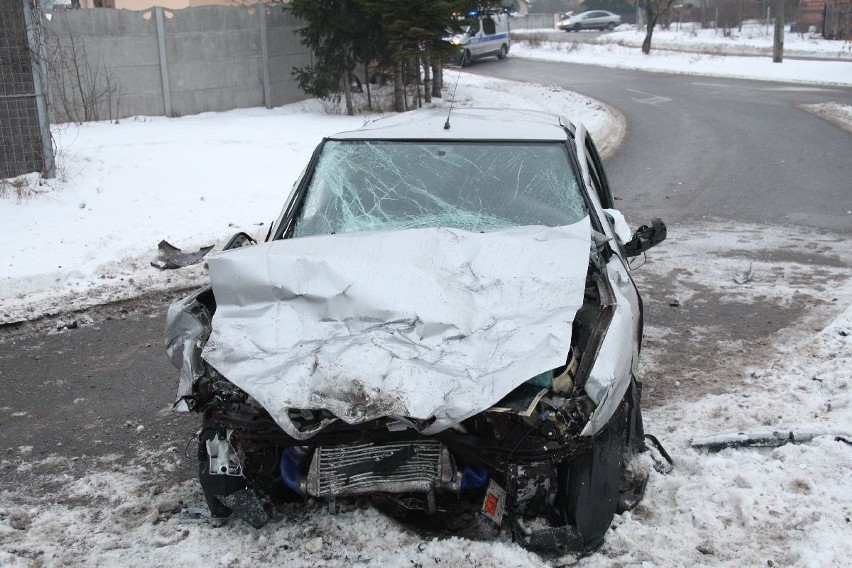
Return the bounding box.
[1,246,850,567]
[599,23,852,59]
[512,24,852,86]
[515,22,852,59]
[0,74,618,327]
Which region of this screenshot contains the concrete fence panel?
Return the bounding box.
[266,6,311,108]
[163,5,264,115]
[43,3,310,122]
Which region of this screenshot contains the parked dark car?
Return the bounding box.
[165,108,666,554]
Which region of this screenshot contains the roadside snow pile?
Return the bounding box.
[1,303,850,567]
[600,23,852,59]
[801,102,852,134]
[0,74,617,326]
[513,23,852,59]
[511,38,852,86]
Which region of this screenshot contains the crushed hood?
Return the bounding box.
[202,217,591,439]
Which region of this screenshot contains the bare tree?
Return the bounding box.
[642,0,678,54]
[42,15,120,123]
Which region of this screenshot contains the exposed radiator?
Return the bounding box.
[305,439,453,497]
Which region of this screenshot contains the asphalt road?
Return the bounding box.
[467,57,852,233]
[2,61,851,487]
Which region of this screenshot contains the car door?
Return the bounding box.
[481,16,497,55]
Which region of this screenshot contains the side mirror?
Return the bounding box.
[624,218,666,257]
[223,232,257,251]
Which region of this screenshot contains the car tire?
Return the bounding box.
[557,383,647,552]
[497,44,508,60]
[198,423,248,518]
[606,22,616,31]
[461,49,471,68]
[557,408,625,552]
[573,24,582,32]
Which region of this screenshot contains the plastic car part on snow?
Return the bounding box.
[150,240,214,270]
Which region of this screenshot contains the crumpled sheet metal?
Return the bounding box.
[202,218,591,440]
[580,260,637,436]
[165,290,211,411]
[151,240,214,270]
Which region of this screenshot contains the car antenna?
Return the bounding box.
[444,66,463,130]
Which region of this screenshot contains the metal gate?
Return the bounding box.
[1,0,54,179]
[824,2,851,39]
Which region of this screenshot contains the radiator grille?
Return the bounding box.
[306,440,450,497]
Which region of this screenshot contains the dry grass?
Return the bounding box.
[0,172,44,200]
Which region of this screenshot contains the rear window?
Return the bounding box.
[291,141,587,237]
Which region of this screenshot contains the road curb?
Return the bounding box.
[593,98,627,160]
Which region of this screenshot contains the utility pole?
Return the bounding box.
[772,0,784,62]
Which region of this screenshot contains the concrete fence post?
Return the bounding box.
[155,6,172,116]
[22,0,55,178]
[258,3,272,109]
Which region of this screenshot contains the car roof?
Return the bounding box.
[329,108,575,142]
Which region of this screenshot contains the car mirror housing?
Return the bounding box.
[223,232,257,251]
[624,218,667,257]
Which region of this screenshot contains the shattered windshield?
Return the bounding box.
[291,140,587,237]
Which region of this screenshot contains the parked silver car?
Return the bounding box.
[558,10,622,32]
[165,108,666,554]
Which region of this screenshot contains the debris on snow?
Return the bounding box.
[690,428,852,451]
[733,263,754,284]
[7,508,31,530]
[150,240,214,271]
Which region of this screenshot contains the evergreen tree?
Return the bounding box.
[290,0,367,115]
[290,0,472,113]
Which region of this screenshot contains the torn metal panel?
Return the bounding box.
[202,218,591,439]
[581,260,639,436]
[151,240,214,270]
[164,288,212,411]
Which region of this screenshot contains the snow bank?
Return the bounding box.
[603,23,850,59]
[511,39,852,86]
[801,102,852,133]
[0,74,617,326]
[514,23,852,59]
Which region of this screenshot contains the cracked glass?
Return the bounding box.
[292,141,587,238]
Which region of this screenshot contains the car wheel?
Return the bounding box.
[606,22,616,31]
[461,49,471,68]
[557,409,624,552]
[556,384,647,552]
[497,44,507,60]
[573,23,582,32]
[198,423,248,518]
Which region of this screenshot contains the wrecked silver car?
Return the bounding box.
[165,108,666,553]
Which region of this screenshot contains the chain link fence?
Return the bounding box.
[1,0,54,180]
